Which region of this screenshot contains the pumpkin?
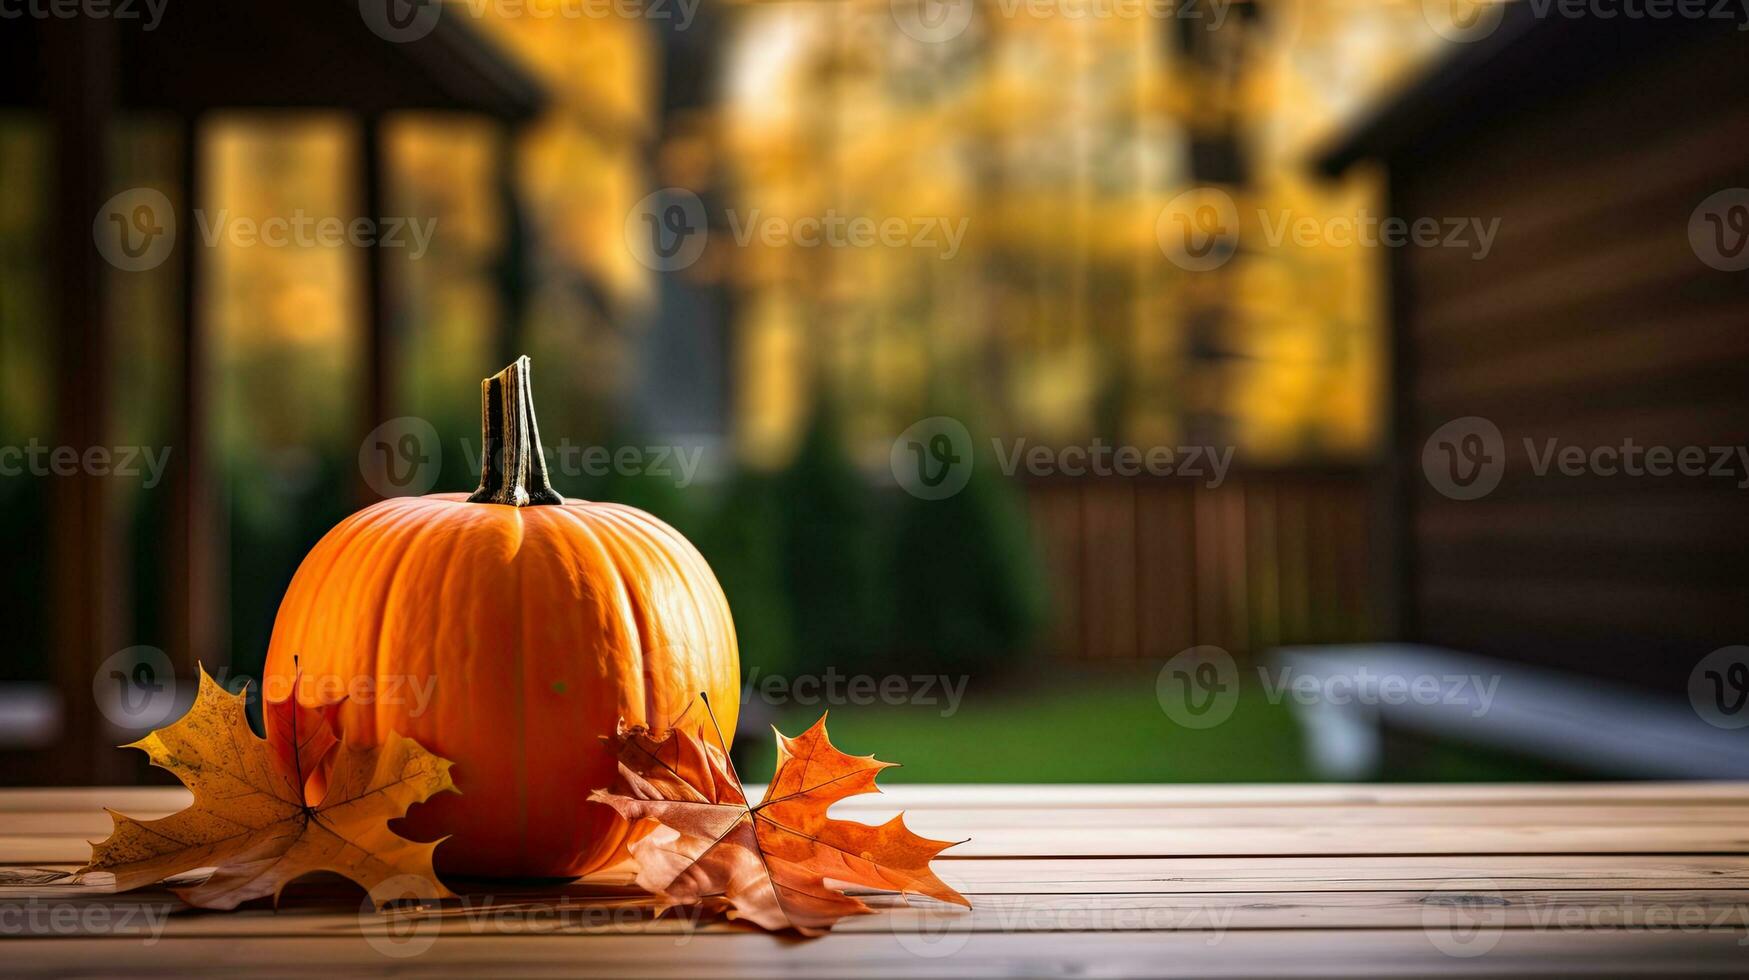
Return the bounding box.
[263,357,739,879]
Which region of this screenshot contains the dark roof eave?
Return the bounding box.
[406,8,548,123]
[1314,7,1548,177]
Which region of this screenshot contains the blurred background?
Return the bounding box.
[3,1,1747,786]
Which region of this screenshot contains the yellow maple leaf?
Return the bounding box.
[81,666,456,910]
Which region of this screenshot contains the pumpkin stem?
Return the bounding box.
[467,355,564,507]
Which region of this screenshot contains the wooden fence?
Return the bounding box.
[1023,470,1379,661]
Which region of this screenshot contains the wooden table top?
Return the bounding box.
[5,783,1749,976]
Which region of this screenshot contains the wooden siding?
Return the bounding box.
[1392,24,1749,691]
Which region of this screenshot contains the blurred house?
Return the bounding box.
[0,2,544,783]
[1305,9,1749,777]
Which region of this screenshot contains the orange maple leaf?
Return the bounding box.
[81,665,456,910]
[588,705,969,935]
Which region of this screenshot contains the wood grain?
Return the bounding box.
[5,784,1749,976]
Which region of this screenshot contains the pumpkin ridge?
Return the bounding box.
[588,504,736,728]
[511,504,530,873]
[580,506,694,731]
[277,499,386,712]
[545,503,653,729]
[365,501,458,747]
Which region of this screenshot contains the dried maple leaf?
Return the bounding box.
[589,706,969,935]
[82,665,456,910]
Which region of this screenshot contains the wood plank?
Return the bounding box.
[12,783,1749,814]
[11,823,1749,864]
[19,804,1749,839]
[8,887,1749,939]
[5,929,1749,977]
[20,854,1749,898]
[22,854,1749,895]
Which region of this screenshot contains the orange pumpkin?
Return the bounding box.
[264,357,738,879]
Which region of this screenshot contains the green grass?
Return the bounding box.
[737,666,1588,784]
[741,668,1315,784]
